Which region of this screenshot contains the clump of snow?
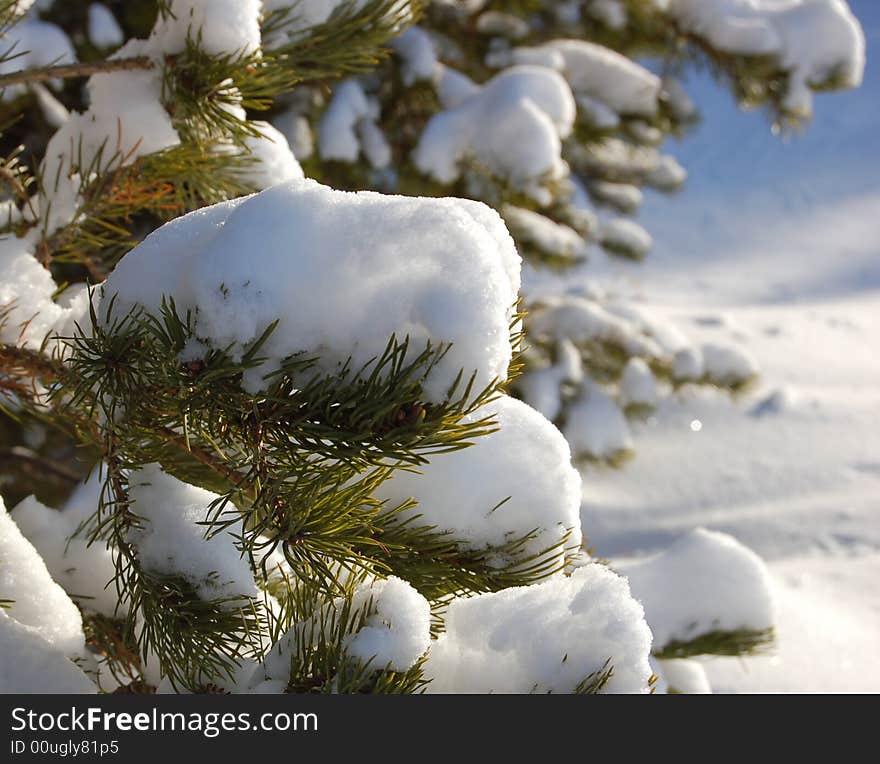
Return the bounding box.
[546,40,661,117]
[0,235,70,348]
[654,657,711,694]
[373,395,582,563]
[12,473,118,617]
[149,0,262,57]
[673,346,705,381]
[664,0,865,115]
[701,341,758,385]
[87,3,123,48]
[255,575,431,687]
[101,178,521,403]
[617,528,774,650]
[343,576,431,670]
[0,611,97,694]
[620,357,658,408]
[318,79,390,168]
[502,206,588,261]
[600,217,653,258]
[563,382,633,460]
[424,564,653,693]
[591,181,643,213]
[414,66,575,189]
[475,11,529,40]
[237,121,304,189]
[485,45,565,72]
[1,499,86,658]
[126,464,258,602]
[588,0,628,29]
[392,26,438,86]
[528,294,663,360]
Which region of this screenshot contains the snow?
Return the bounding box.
[343,576,431,670]
[88,3,123,48]
[600,218,653,259]
[0,611,97,694]
[701,341,759,385]
[547,40,661,117]
[424,564,653,693]
[237,121,305,189]
[414,66,575,189]
[126,464,258,602]
[664,0,865,115]
[255,575,431,685]
[617,528,775,650]
[392,26,438,86]
[101,178,521,403]
[563,382,633,460]
[1,499,86,658]
[653,658,711,694]
[149,0,262,57]
[318,79,389,167]
[373,395,582,564]
[0,235,69,348]
[38,40,179,235]
[591,181,643,213]
[12,474,118,617]
[620,357,658,408]
[502,206,588,261]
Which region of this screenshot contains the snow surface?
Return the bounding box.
[424,564,653,693]
[101,179,521,403]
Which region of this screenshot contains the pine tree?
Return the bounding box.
[0,1,863,694]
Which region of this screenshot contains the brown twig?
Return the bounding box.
[0,56,154,90]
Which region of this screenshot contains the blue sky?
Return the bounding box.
[639,0,879,263]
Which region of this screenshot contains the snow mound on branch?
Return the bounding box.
[237,121,305,189]
[502,206,588,261]
[563,383,633,460]
[424,565,653,693]
[414,65,575,189]
[653,657,711,694]
[254,575,431,687]
[546,40,662,117]
[617,528,774,650]
[373,395,582,563]
[664,0,865,114]
[0,499,86,658]
[0,236,69,347]
[13,473,118,617]
[0,611,97,694]
[150,0,262,56]
[318,79,390,168]
[102,179,521,403]
[343,576,431,670]
[127,465,258,602]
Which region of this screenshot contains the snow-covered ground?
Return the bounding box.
[568,2,880,692]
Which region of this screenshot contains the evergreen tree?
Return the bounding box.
[0,1,863,694]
